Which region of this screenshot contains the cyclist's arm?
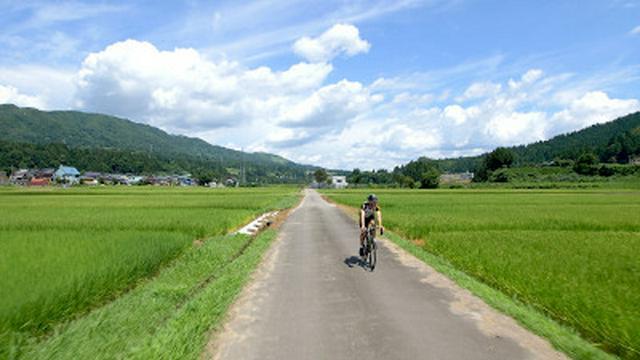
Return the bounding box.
[376,209,383,229]
[360,209,365,228]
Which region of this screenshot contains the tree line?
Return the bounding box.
[0,141,311,184]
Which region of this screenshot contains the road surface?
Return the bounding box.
[207,190,564,360]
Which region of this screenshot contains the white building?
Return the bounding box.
[331,176,348,189]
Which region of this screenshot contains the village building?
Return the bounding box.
[439,172,474,184]
[10,169,30,185]
[36,168,55,180]
[54,165,80,184]
[29,177,50,186]
[83,172,101,179]
[331,175,348,189]
[79,176,99,186]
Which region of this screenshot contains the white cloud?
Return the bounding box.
[0,85,47,108]
[75,39,334,132]
[279,80,378,128]
[630,25,640,35]
[550,91,640,133]
[508,68,543,89]
[0,65,74,109]
[484,111,547,143]
[2,15,639,171]
[458,81,501,101]
[293,23,370,62]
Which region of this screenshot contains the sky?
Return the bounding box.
[1,0,639,170]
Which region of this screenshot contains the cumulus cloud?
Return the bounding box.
[0,85,47,108]
[71,38,640,170]
[75,39,334,131]
[0,65,74,109]
[5,20,637,170]
[279,80,379,127]
[319,69,640,169]
[293,23,370,62]
[550,91,640,133]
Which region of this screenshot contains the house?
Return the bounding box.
[331,176,348,189]
[127,176,144,185]
[0,171,9,185]
[79,172,101,185]
[439,172,474,184]
[10,169,30,185]
[29,177,50,186]
[630,155,640,165]
[79,176,99,186]
[36,168,55,180]
[83,172,101,179]
[54,165,80,184]
[177,176,195,186]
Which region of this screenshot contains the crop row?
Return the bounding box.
[321,188,640,359]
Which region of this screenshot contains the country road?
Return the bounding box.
[206,190,565,360]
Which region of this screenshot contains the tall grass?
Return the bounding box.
[322,188,640,359]
[0,186,298,347]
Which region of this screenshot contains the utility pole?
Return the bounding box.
[241,148,246,186]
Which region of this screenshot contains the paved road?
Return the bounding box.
[208,190,564,360]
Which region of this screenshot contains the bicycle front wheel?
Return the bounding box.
[368,240,377,271]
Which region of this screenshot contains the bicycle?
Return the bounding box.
[362,223,382,271]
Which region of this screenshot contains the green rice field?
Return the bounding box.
[0,186,299,358]
[321,188,640,359]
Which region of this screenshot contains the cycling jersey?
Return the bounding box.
[360,202,379,227]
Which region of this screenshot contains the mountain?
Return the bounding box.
[0,104,314,183]
[434,111,640,172]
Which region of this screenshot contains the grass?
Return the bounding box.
[321,188,640,359]
[8,230,280,359]
[0,186,299,358]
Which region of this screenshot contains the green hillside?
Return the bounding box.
[436,111,640,172]
[0,104,314,183]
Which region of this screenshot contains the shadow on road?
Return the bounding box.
[344,256,367,270]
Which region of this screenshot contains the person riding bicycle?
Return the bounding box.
[359,194,384,257]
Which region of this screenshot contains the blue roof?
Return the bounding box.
[57,165,80,176]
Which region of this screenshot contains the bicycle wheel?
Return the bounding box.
[368,238,377,271]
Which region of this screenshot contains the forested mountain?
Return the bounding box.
[435,111,640,172]
[0,104,314,183]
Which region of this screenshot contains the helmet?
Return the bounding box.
[367,194,378,202]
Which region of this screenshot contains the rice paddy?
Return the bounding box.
[0,186,299,358]
[321,188,640,359]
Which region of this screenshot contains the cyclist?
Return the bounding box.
[359,194,384,256]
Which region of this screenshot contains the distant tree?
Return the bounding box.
[347,168,362,184]
[473,147,515,182]
[489,168,510,182]
[598,165,615,177]
[314,168,329,183]
[473,164,489,182]
[573,152,599,175]
[485,147,515,171]
[193,169,216,185]
[420,168,440,188]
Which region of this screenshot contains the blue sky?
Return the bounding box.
[1,0,639,169]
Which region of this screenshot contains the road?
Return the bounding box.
[207,190,564,360]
